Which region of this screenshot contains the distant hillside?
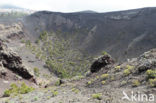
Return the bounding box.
[23,7,156,61]
[0,4,23,9]
[75,10,98,13]
[0,5,34,20]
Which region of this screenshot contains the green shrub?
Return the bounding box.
[101,51,108,55]
[40,31,48,41]
[132,80,140,87]
[46,60,69,78]
[115,66,121,71]
[33,67,40,77]
[100,74,109,79]
[36,52,41,59]
[87,81,92,85]
[55,79,61,86]
[20,82,34,94]
[25,40,31,47]
[3,82,34,97]
[96,76,99,79]
[121,80,127,86]
[21,40,25,43]
[123,65,134,75]
[51,90,58,96]
[34,96,38,101]
[101,81,106,85]
[110,76,115,81]
[69,62,76,66]
[126,65,134,70]
[72,88,79,94]
[3,83,18,97]
[149,78,156,87]
[35,39,40,44]
[3,89,11,97]
[124,69,131,76]
[92,93,102,100]
[146,70,156,79]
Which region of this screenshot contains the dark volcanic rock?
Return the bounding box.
[90,54,114,73]
[7,31,24,40]
[0,40,34,79]
[136,49,156,74]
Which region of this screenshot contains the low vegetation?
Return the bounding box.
[3,82,34,97]
[115,66,121,71]
[101,81,106,85]
[123,65,134,76]
[92,93,102,100]
[146,69,156,79]
[33,67,40,77]
[121,80,127,86]
[146,69,156,87]
[100,74,109,79]
[25,31,92,78]
[149,78,156,87]
[71,88,79,94]
[123,69,131,76]
[101,51,108,55]
[132,80,140,87]
[51,90,58,97]
[87,81,92,85]
[55,79,61,86]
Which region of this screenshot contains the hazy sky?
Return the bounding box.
[0,0,156,12]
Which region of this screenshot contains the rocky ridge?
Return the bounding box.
[0,39,34,80]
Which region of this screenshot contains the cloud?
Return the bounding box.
[0,0,156,12]
[67,0,156,12]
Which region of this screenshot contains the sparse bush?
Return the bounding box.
[149,78,156,87]
[35,39,40,44]
[33,67,40,77]
[123,65,134,76]
[55,79,61,86]
[100,74,109,79]
[92,93,102,100]
[96,76,99,79]
[46,60,69,78]
[51,90,58,96]
[36,52,42,59]
[115,66,121,71]
[124,69,131,76]
[21,40,25,43]
[126,65,134,70]
[3,82,34,97]
[69,62,76,66]
[3,83,18,97]
[72,88,79,94]
[132,80,140,87]
[3,89,11,97]
[34,96,38,101]
[121,80,127,86]
[110,76,115,81]
[40,31,48,41]
[101,81,106,85]
[146,69,156,79]
[87,81,92,85]
[25,40,31,47]
[101,51,108,55]
[19,82,34,94]
[72,75,84,81]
